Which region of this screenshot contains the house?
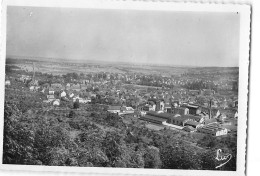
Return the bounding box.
[61,91,66,97]
[69,93,74,98]
[49,88,55,95]
[66,83,71,88]
[35,86,40,91]
[189,90,200,96]
[73,97,91,104]
[171,100,180,108]
[147,98,165,111]
[166,114,204,127]
[197,123,228,136]
[70,84,81,91]
[200,107,220,119]
[5,80,11,86]
[47,95,55,101]
[184,120,201,129]
[107,106,127,114]
[232,100,238,108]
[168,107,189,116]
[29,86,35,91]
[51,83,63,89]
[42,83,50,88]
[201,89,215,96]
[80,84,88,91]
[216,113,227,122]
[140,114,167,125]
[164,104,171,112]
[43,100,50,103]
[41,88,46,93]
[182,104,201,115]
[183,126,196,132]
[234,111,238,119]
[143,103,156,111]
[29,79,39,86]
[53,99,60,106]
[140,112,200,130]
[204,118,218,125]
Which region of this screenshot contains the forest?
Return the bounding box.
[3,99,237,170]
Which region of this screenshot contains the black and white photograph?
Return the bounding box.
[0,0,251,176]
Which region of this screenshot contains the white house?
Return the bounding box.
[61,91,66,97]
[41,88,46,93]
[53,99,60,106]
[35,86,40,91]
[69,93,74,98]
[47,95,55,100]
[5,80,11,86]
[29,86,35,91]
[73,97,91,103]
[234,111,238,119]
[49,90,55,95]
[197,123,228,136]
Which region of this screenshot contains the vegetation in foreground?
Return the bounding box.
[3,100,237,170]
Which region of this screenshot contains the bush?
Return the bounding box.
[68,110,76,118]
[73,101,80,109]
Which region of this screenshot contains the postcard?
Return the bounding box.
[0,0,251,176]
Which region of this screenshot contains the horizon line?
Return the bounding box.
[6,55,239,68]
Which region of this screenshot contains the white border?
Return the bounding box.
[0,0,251,176]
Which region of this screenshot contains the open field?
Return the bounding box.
[6,57,239,76]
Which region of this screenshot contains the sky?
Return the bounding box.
[6,6,240,67]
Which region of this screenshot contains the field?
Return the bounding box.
[6,57,239,77]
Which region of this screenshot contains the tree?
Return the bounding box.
[3,102,35,164]
[197,135,217,148]
[68,110,76,118]
[144,146,162,168]
[160,142,201,169]
[73,99,80,109]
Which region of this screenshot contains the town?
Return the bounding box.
[4,57,238,170]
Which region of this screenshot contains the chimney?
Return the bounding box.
[209,99,212,119]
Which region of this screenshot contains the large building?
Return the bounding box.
[182,104,201,115]
[167,107,189,116]
[140,111,204,128]
[197,123,227,136]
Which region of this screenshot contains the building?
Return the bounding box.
[73,96,91,103]
[5,80,11,86]
[201,106,220,119]
[53,99,60,106]
[182,104,201,115]
[107,106,127,114]
[47,95,55,102]
[167,107,189,116]
[69,93,74,98]
[234,111,238,119]
[147,98,165,111]
[188,90,200,96]
[139,115,167,125]
[183,126,196,132]
[143,103,156,111]
[61,91,66,97]
[51,83,63,89]
[70,84,81,91]
[184,120,201,129]
[29,86,35,91]
[201,89,215,96]
[197,123,227,136]
[141,112,203,128]
[49,88,55,95]
[166,114,204,127]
